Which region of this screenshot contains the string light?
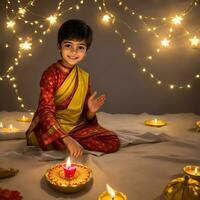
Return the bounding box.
[46,15,57,25]
[161,38,170,47]
[171,15,183,25]
[102,12,115,24]
[6,20,15,29]
[189,36,200,48]
[19,39,32,51]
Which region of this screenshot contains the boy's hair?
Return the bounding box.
[58,19,93,50]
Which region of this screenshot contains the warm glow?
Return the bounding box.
[161,38,170,47]
[19,41,32,50]
[171,15,183,25]
[195,167,198,175]
[189,36,200,47]
[47,15,57,25]
[18,7,26,16]
[106,184,115,198]
[6,20,15,29]
[22,115,26,120]
[102,13,115,24]
[0,122,3,128]
[66,157,71,168]
[154,119,158,124]
[9,124,13,129]
[170,85,174,89]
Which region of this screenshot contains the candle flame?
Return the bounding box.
[66,157,71,168]
[9,124,13,129]
[22,115,25,120]
[195,167,198,175]
[0,122,3,128]
[106,184,115,198]
[154,119,158,123]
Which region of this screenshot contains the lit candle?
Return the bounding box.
[63,157,77,178]
[183,165,200,181]
[0,124,20,133]
[98,184,127,200]
[17,115,32,122]
[144,119,167,127]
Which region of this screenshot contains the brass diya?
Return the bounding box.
[45,163,92,193]
[144,119,167,127]
[163,175,200,200]
[196,121,200,127]
[183,165,200,181]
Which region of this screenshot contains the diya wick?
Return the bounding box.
[98,184,127,200]
[63,157,77,179]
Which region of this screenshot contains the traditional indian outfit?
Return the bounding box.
[26,61,120,153]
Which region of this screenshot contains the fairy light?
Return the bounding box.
[102,13,115,24]
[161,38,170,47]
[171,15,183,25]
[170,85,174,89]
[46,15,57,25]
[18,7,26,16]
[189,36,200,48]
[19,40,32,50]
[6,20,15,29]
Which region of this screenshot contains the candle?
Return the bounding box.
[63,157,77,178]
[0,122,3,128]
[16,115,32,122]
[98,184,127,200]
[0,124,20,133]
[144,118,167,127]
[183,165,200,181]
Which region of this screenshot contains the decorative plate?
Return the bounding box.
[45,163,92,193]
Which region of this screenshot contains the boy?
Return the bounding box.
[26,19,120,158]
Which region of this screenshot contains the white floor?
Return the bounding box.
[0,111,200,200]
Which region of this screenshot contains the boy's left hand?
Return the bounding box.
[87,91,106,113]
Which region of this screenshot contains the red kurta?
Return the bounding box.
[26,61,120,153]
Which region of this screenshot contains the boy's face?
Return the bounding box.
[58,39,87,67]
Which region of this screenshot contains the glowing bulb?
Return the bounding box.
[187,84,191,88]
[46,15,57,25]
[102,13,115,24]
[161,38,170,47]
[19,41,32,50]
[170,85,174,89]
[18,7,26,16]
[142,68,146,72]
[6,20,15,29]
[157,81,162,84]
[189,36,200,48]
[196,74,200,78]
[171,15,183,25]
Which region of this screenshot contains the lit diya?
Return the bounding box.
[45,157,92,193]
[0,124,20,133]
[196,121,200,131]
[144,118,167,127]
[183,165,200,181]
[98,184,127,200]
[16,115,32,122]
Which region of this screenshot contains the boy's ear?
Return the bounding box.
[57,43,61,51]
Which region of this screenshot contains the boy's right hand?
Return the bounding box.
[62,136,84,158]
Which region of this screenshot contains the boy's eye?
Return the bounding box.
[65,44,71,48]
[79,46,85,50]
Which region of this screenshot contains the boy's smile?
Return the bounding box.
[58,40,87,68]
